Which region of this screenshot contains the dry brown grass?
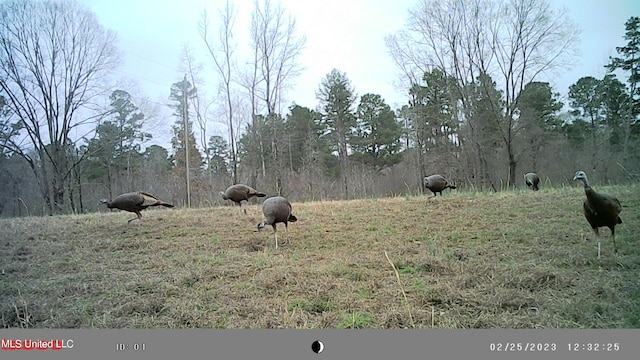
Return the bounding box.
[1,185,639,329]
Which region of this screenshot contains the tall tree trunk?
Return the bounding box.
[32,149,53,215]
[259,129,266,178]
[228,95,238,185]
[508,148,517,189]
[76,166,84,214]
[338,129,349,200]
[67,168,76,214]
[417,140,427,193]
[52,145,67,214]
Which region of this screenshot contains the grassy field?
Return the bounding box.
[1,185,639,329]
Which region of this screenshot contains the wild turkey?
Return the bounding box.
[220,184,266,215]
[423,174,457,198]
[573,170,622,258]
[257,196,297,249]
[98,191,174,223]
[524,172,540,191]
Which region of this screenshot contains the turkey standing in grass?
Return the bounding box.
[423,174,457,198]
[98,191,174,223]
[220,184,266,215]
[257,196,297,249]
[573,170,622,258]
[524,172,540,191]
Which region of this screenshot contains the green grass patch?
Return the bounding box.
[338,312,373,329]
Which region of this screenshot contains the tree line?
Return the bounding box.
[0,0,638,217]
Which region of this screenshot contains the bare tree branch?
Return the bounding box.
[0,0,119,214]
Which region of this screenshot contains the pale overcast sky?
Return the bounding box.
[79,0,638,147]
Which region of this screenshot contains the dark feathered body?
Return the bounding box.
[573,170,622,255]
[257,196,297,249]
[583,191,622,230]
[99,191,174,223]
[423,174,457,197]
[524,172,540,191]
[220,184,266,214]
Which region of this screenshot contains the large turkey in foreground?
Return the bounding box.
[220,184,266,214]
[573,170,622,258]
[423,174,457,198]
[99,191,174,223]
[257,196,297,249]
[524,172,540,191]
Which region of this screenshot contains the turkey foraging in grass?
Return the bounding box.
[98,191,174,223]
[257,196,297,249]
[220,184,266,215]
[524,172,540,191]
[573,170,622,258]
[423,174,457,198]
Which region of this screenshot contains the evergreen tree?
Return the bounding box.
[515,82,563,171]
[606,17,640,176]
[568,76,604,171]
[237,115,270,180]
[169,75,203,206]
[607,16,640,118]
[284,104,331,174]
[406,69,460,178]
[85,90,149,198]
[567,75,632,180]
[599,74,630,151]
[351,94,403,172]
[317,69,356,199]
[461,72,505,190]
[207,135,230,177]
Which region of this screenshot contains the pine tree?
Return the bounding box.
[169,75,203,206]
[317,69,356,199]
[351,94,403,172]
[85,90,149,198]
[606,16,640,174]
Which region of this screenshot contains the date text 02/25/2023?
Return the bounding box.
[489,342,621,352]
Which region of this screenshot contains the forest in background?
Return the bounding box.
[1,0,639,217]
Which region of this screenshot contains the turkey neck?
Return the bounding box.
[579,176,591,191]
[582,177,606,207]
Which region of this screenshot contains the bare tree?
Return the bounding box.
[0,0,119,214]
[248,0,305,195]
[236,24,264,188]
[180,45,206,152]
[386,0,579,187]
[180,44,219,204]
[250,0,306,115]
[200,2,239,185]
[492,0,579,185]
